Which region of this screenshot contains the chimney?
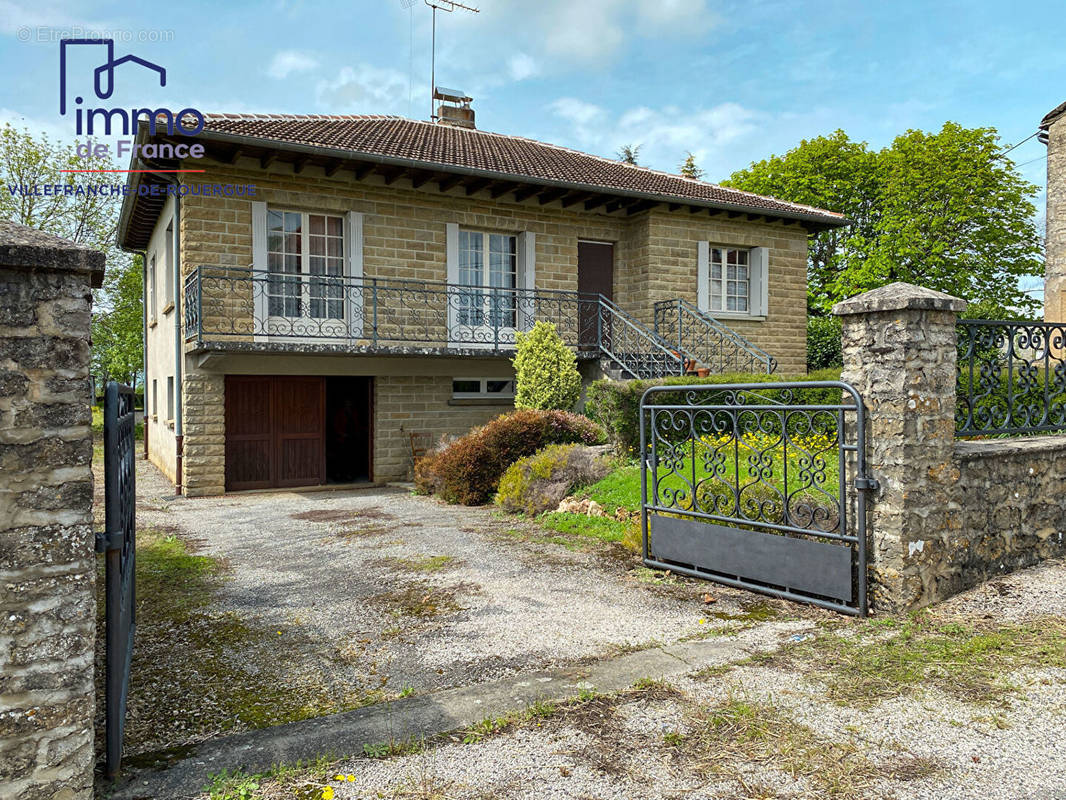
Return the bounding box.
[434,86,475,129]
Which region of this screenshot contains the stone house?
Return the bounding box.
[116,113,845,495]
[1042,100,1065,322]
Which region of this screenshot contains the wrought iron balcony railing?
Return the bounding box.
[956,319,1066,436]
[183,266,690,379]
[653,298,777,375]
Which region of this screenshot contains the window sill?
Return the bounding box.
[162,301,175,315]
[449,398,515,406]
[707,312,766,322]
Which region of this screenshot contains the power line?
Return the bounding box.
[1015,153,1049,168]
[1002,131,1038,156]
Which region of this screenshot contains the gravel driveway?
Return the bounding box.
[133,459,812,736]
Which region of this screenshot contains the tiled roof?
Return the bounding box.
[1041,100,1066,129]
[192,113,846,225]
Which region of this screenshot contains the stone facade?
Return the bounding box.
[0,220,103,800]
[143,154,813,495]
[1043,103,1066,322]
[836,282,1066,612]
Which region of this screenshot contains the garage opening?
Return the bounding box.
[224,375,373,492]
[326,376,373,484]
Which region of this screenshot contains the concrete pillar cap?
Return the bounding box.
[831,282,967,316]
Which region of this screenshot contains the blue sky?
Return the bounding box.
[0,0,1061,226]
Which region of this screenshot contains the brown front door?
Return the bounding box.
[578,241,614,349]
[225,376,326,491]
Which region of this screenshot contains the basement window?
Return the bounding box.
[452,378,515,399]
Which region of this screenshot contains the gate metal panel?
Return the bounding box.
[95,381,136,778]
[639,381,875,616]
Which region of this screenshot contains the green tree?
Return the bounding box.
[512,322,581,411]
[0,124,142,387]
[679,152,704,179]
[617,143,641,165]
[722,124,1042,316]
[91,256,144,386]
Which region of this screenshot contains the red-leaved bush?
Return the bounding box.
[414,409,606,505]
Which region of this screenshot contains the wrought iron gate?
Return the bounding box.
[95,381,136,777]
[639,381,875,616]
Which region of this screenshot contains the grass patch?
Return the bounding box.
[369,583,462,618]
[91,403,144,440]
[206,756,340,800]
[538,511,631,544]
[762,614,1066,707]
[666,694,939,798]
[377,554,458,573]
[101,529,384,758]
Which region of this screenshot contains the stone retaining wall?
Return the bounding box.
[835,282,1066,612]
[0,220,103,800]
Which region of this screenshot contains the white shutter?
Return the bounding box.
[346,211,364,339]
[697,240,710,312]
[446,223,460,284]
[446,223,460,343]
[749,246,769,317]
[251,201,268,337]
[516,231,536,330]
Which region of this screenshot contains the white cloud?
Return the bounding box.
[507,53,538,81]
[0,0,112,36]
[267,50,319,80]
[316,64,413,115]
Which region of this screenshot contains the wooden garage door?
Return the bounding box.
[225,376,325,491]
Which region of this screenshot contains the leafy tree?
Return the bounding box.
[679,152,704,179]
[723,124,1042,316]
[617,143,641,165]
[0,124,141,388]
[91,255,144,386]
[512,321,581,411]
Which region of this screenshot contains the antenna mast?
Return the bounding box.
[424,0,479,121]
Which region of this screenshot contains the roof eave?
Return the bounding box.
[186,128,848,229]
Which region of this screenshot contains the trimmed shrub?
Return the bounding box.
[585,368,843,454]
[495,444,610,516]
[415,409,606,505]
[513,321,582,410]
[807,316,843,371]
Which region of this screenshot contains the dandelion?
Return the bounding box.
[321,787,335,800]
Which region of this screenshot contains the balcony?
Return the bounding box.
[183,265,608,358]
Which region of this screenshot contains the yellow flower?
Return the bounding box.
[333,775,345,782]
[347,775,356,782]
[321,787,335,800]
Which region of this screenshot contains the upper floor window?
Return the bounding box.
[457,230,517,327]
[266,210,345,319]
[163,221,174,309]
[710,247,749,313]
[148,254,157,319]
[698,243,768,317]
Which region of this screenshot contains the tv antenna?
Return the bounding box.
[424,0,479,120]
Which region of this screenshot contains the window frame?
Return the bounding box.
[451,377,516,400]
[163,220,175,312]
[166,376,174,422]
[148,253,157,321]
[264,207,348,321]
[708,246,751,314]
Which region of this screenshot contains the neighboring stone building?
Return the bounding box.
[1042,100,1066,322]
[116,112,845,496]
[0,220,103,800]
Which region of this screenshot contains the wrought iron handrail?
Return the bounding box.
[184,265,605,353]
[956,318,1066,436]
[653,298,777,374]
[595,295,688,379]
[183,266,692,379]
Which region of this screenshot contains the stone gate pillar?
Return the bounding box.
[0,221,104,799]
[832,283,966,612]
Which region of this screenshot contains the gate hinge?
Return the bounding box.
[95,529,123,553]
[855,477,880,492]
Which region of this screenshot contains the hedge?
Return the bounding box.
[584,368,844,453]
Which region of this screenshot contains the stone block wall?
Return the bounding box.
[0,221,103,800]
[836,282,1066,612]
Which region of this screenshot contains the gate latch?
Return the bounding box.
[95,529,123,553]
[854,476,880,492]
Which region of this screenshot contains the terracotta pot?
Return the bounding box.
[696,368,711,378]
